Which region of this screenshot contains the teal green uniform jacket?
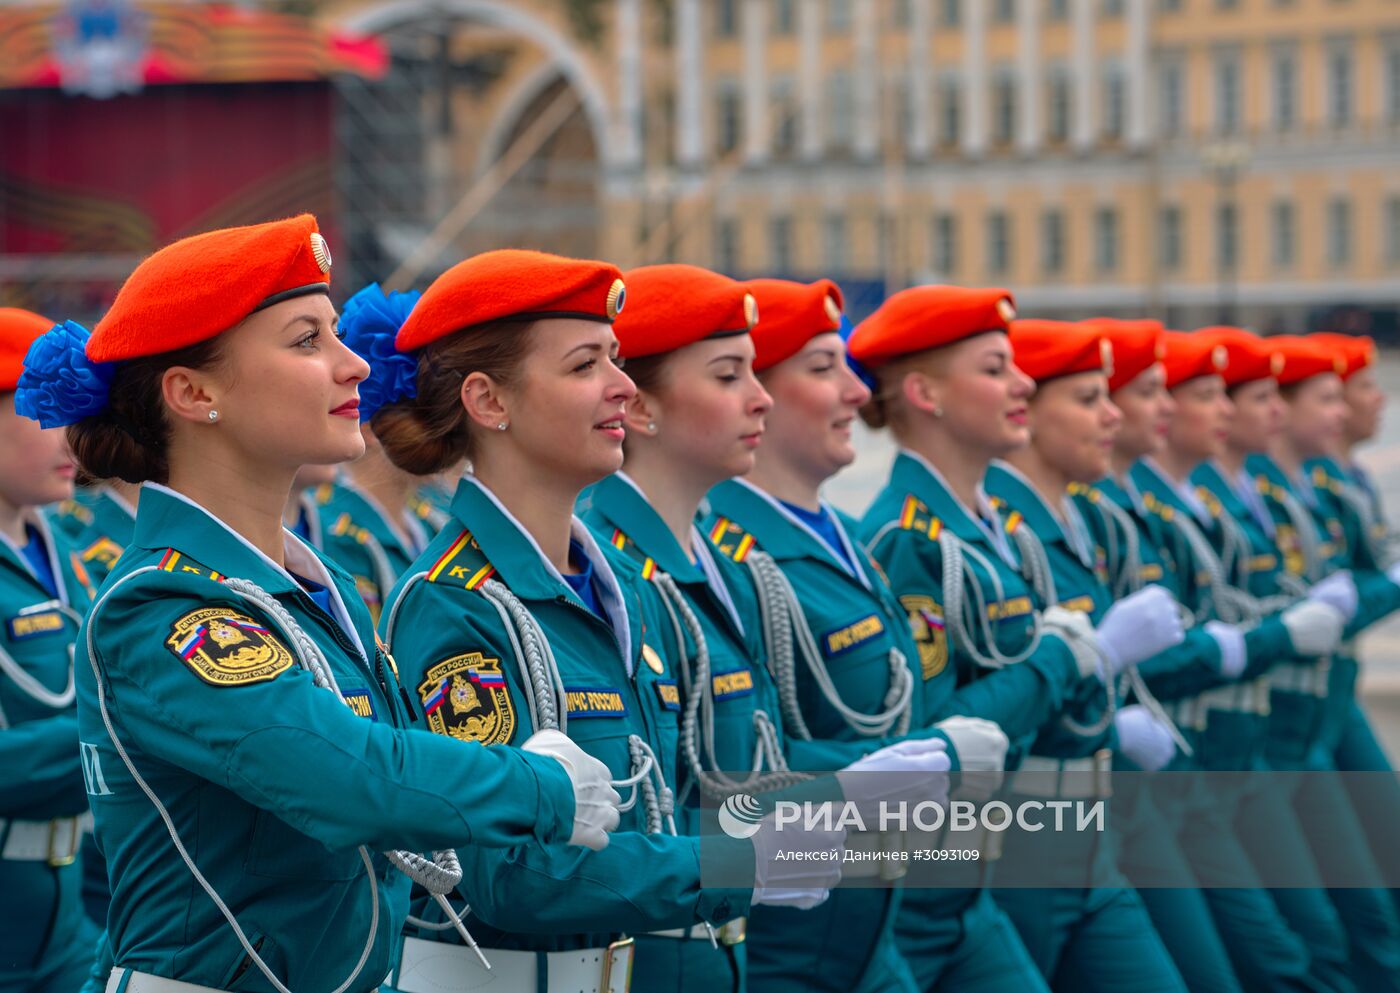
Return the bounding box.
[46,485,135,594]
[79,482,577,993]
[380,475,751,957]
[1,511,99,993]
[311,479,432,625]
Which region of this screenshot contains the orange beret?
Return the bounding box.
[745,278,844,371]
[1161,330,1229,389]
[1008,320,1112,383]
[1196,326,1281,387]
[848,285,1016,367]
[1309,332,1375,380]
[397,249,625,352]
[1273,336,1347,387]
[1083,318,1165,393]
[611,264,755,359]
[0,308,55,391]
[88,214,331,363]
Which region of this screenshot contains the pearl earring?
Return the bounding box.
[647,421,657,433]
[208,410,219,422]
[496,422,508,431]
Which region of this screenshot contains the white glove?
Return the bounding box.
[1095,586,1185,674]
[836,738,950,819]
[1281,600,1345,657]
[934,716,1008,802]
[1387,561,1400,586]
[521,729,621,851]
[1308,571,1358,624]
[1113,704,1177,772]
[1204,621,1247,679]
[750,813,845,907]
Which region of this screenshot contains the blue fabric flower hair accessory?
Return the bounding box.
[339,283,422,421]
[838,314,877,393]
[14,320,115,428]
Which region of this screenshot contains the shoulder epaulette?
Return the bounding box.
[81,536,124,568]
[1069,483,1103,504]
[329,512,372,545]
[707,516,757,562]
[426,529,496,590]
[158,548,225,583]
[606,528,657,580]
[897,495,943,541]
[1310,465,1343,495]
[54,499,94,527]
[1142,491,1175,522]
[1003,510,1023,534]
[313,483,336,505]
[1195,487,1223,519]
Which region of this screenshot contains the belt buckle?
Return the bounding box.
[47,818,78,867]
[717,917,746,946]
[1094,748,1113,799]
[601,936,634,993]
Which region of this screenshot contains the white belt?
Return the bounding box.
[1270,660,1330,698]
[395,935,632,993]
[649,918,746,944]
[106,969,230,993]
[1170,679,1272,730]
[1,813,89,864]
[1010,749,1113,799]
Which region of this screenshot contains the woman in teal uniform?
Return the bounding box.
[984,319,1248,993]
[369,250,841,993]
[16,217,620,993]
[0,307,101,993]
[847,289,1187,993]
[581,264,949,993]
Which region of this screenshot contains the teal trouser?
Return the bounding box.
[1332,699,1400,911]
[747,889,913,993]
[80,834,109,927]
[631,933,744,993]
[895,889,1047,993]
[0,860,101,993]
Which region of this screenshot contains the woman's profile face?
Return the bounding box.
[197,293,370,472]
[930,332,1035,459]
[1283,373,1347,458]
[758,332,871,486]
[1167,374,1234,464]
[1028,371,1121,483]
[0,392,74,509]
[1227,378,1284,456]
[1111,363,1175,461]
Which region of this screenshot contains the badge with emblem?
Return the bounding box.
[418,653,516,745]
[900,594,948,680]
[165,608,294,687]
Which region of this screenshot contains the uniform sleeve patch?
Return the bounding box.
[418,653,515,744]
[711,668,755,700]
[341,687,379,722]
[7,608,66,641]
[654,679,681,711]
[986,596,1033,621]
[564,686,629,718]
[900,594,948,681]
[822,613,886,658]
[81,537,124,568]
[165,608,293,687]
[158,549,224,583]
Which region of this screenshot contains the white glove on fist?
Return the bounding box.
[1114,704,1177,772]
[521,729,621,851]
[1308,571,1358,625]
[1096,586,1185,674]
[934,716,1008,802]
[750,814,845,907]
[1281,600,1345,658]
[1204,621,1247,679]
[837,739,951,818]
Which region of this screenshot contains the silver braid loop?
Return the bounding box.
[1334,479,1389,567]
[939,530,1043,670]
[1094,497,1146,597]
[654,573,812,801]
[626,734,677,836]
[746,550,911,738]
[478,578,562,734]
[1009,525,1058,607]
[0,601,81,709]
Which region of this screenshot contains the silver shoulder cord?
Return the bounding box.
[358,530,399,607]
[649,572,811,804]
[87,567,485,993]
[1332,478,1396,568]
[938,528,1048,670]
[1008,526,1191,755]
[744,549,913,741]
[0,600,84,724]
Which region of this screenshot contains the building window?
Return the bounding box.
[774,0,796,34]
[1387,45,1400,125]
[1386,196,1400,266]
[1048,0,1069,19]
[1102,0,1125,16]
[1329,44,1353,128]
[889,0,913,29]
[940,0,960,28]
[986,210,1011,277]
[828,70,854,150]
[1041,209,1066,276]
[993,73,1017,145]
[1327,197,1352,268]
[715,217,739,274]
[715,0,737,38]
[1271,49,1297,132]
[771,77,797,155]
[994,0,1014,22]
[939,77,961,145]
[827,0,852,32]
[1048,68,1071,142]
[1216,202,1238,271]
[932,212,958,275]
[1214,51,1241,136]
[1160,0,1183,10]
[1103,65,1126,140]
[1094,207,1119,273]
[1159,61,1185,138]
[716,86,742,154]
[1271,200,1295,269]
[824,214,847,272]
[770,215,793,274]
[1159,205,1182,272]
